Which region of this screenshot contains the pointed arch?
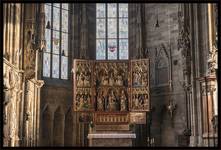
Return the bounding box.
[41,105,53,146]
[53,106,64,146]
[155,44,169,86]
[64,107,74,146]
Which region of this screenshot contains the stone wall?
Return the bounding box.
[145,4,187,146]
[40,83,73,146]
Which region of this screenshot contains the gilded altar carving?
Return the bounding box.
[75,88,93,111]
[96,87,128,112]
[94,61,128,87]
[131,88,149,111]
[131,59,150,111]
[73,60,94,111]
[73,59,150,124]
[95,113,129,124]
[75,61,92,87]
[131,59,149,87]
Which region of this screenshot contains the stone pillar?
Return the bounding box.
[198,76,217,146]
[23,79,44,146]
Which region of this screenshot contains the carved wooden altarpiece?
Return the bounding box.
[73,59,150,125]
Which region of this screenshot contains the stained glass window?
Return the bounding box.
[43,3,70,80]
[96,3,128,60]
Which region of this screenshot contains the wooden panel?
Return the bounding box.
[130,59,150,111]
[130,112,146,124]
[73,59,95,111]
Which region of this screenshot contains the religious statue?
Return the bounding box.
[83,95,89,109]
[143,94,149,109]
[133,62,144,86]
[116,73,123,86]
[138,95,144,108]
[133,71,141,86]
[141,72,148,86]
[134,94,139,109]
[97,91,104,111]
[107,90,117,111]
[144,94,148,100]
[84,72,90,86]
[113,63,118,75]
[86,92,91,108]
[109,71,115,86]
[101,64,109,85]
[120,90,127,111]
[77,72,84,86]
[79,94,84,110]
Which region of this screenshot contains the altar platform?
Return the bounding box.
[88,132,136,147]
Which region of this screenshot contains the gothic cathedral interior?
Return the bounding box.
[2,2,218,147]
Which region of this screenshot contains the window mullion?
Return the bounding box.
[117,3,119,60]
[50,4,53,78]
[59,5,62,79]
[105,4,108,60]
[68,5,71,80]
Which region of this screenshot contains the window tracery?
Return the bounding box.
[43,3,69,80]
[96,3,128,60]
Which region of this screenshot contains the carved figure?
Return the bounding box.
[133,62,141,86]
[208,45,218,74]
[142,72,148,85]
[101,64,109,85]
[86,93,91,108]
[116,73,123,86]
[142,96,149,110]
[134,94,139,109]
[83,94,89,108]
[84,72,90,86]
[77,71,84,86]
[120,90,127,111]
[97,91,104,111]
[138,95,144,108]
[79,94,84,110]
[109,71,115,86]
[143,94,149,108]
[107,90,117,111]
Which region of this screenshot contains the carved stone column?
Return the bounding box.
[177,4,192,146]
[23,79,44,146]
[198,76,217,146]
[22,4,45,147]
[3,58,24,147]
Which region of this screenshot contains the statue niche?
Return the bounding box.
[24,29,36,79]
